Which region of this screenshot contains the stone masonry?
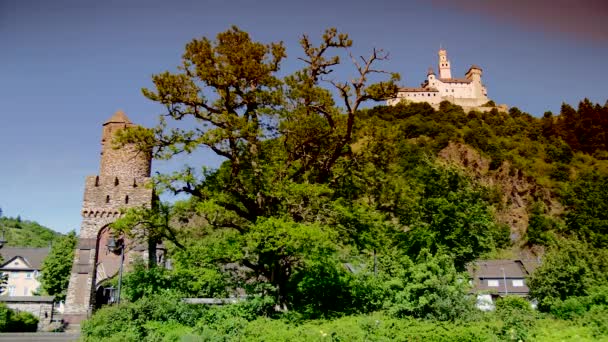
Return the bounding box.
[63,111,153,325]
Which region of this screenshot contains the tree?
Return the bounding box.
[564,172,608,247]
[528,239,608,311]
[40,231,77,301]
[389,251,474,321]
[113,26,399,308]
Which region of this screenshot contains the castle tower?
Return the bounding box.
[438,48,452,79]
[465,65,489,105]
[63,111,153,325]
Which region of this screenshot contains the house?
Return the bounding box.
[0,247,50,296]
[467,259,539,310]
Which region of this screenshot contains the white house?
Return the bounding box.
[0,247,49,296]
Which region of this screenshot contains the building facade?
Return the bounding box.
[63,111,154,325]
[0,247,49,296]
[387,49,499,110]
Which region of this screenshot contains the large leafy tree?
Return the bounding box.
[40,232,77,301]
[563,172,608,247]
[113,26,399,306]
[528,238,608,311]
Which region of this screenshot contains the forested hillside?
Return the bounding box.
[81,27,608,341]
[0,211,61,248]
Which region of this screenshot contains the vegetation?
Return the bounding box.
[79,26,608,340]
[0,303,38,332]
[39,231,77,301]
[0,208,61,248]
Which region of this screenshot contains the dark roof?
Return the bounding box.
[0,296,54,303]
[398,87,439,92]
[474,280,530,295]
[0,247,50,270]
[438,78,472,84]
[466,65,483,73]
[468,260,528,278]
[520,259,541,275]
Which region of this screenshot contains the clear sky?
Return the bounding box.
[1,0,607,233]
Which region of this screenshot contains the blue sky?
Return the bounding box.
[0,0,606,233]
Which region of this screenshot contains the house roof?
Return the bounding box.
[468,260,529,278]
[438,78,472,84]
[466,65,483,73]
[0,296,54,303]
[398,87,439,92]
[0,247,50,270]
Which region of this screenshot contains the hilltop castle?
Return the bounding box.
[388,49,505,111]
[64,111,156,324]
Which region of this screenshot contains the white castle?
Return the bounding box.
[388,49,504,110]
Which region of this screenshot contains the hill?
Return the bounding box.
[0,215,62,248]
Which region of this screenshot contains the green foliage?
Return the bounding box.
[399,166,510,269]
[528,239,608,311]
[564,172,608,247]
[40,231,77,301]
[526,202,558,246]
[122,260,173,302]
[495,296,535,341]
[389,251,474,321]
[0,215,60,248]
[81,292,208,341]
[84,27,608,341]
[0,303,38,332]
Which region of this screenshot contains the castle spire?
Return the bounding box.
[104,110,132,125]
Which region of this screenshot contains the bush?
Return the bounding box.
[0,304,38,332]
[495,296,535,341]
[389,252,475,321]
[81,292,208,341]
[551,297,590,320]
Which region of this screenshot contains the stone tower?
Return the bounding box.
[63,111,153,325]
[438,48,452,79]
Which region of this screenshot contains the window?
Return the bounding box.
[25,272,32,279]
[125,195,129,204]
[106,195,110,203]
[8,286,15,296]
[114,177,119,186]
[9,272,17,279]
[488,280,499,287]
[512,279,524,287]
[23,287,29,295]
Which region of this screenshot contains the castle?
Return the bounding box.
[63,111,155,324]
[387,49,503,110]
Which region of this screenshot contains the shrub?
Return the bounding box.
[389,252,475,321]
[81,292,208,341]
[0,304,38,332]
[550,297,590,319]
[495,296,535,341]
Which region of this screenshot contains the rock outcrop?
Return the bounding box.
[438,142,562,240]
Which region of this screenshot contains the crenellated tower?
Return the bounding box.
[63,111,154,325]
